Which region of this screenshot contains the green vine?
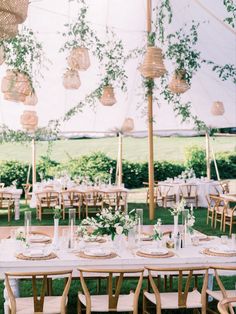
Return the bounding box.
[153,0,172,44]
[202,60,236,84]
[2,27,47,90]
[60,0,98,52]
[166,22,201,84]
[223,0,236,28]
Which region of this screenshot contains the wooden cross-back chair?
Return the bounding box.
[82,190,103,217]
[205,194,223,227]
[102,191,128,211]
[207,265,236,314]
[0,192,14,222]
[157,184,176,208]
[179,184,198,208]
[143,266,209,314]
[22,183,32,205]
[35,191,60,221]
[78,267,144,314]
[223,202,236,235]
[5,269,72,314]
[218,297,236,314]
[60,189,83,219]
[220,180,230,194]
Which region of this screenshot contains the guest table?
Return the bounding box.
[0,225,235,314]
[158,179,222,207]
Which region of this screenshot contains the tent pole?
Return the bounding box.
[118,132,123,186]
[32,138,36,184]
[147,0,155,220]
[205,132,211,180]
[210,140,220,181]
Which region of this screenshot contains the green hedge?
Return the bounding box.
[0,149,235,189]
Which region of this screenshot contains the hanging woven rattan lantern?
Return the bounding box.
[23,92,38,106]
[211,101,225,116]
[20,110,38,132]
[63,69,81,89]
[0,0,29,24]
[1,70,31,102]
[121,118,134,133]
[67,47,90,71]
[100,85,116,106]
[0,45,5,65]
[0,23,18,40]
[139,46,166,78]
[168,70,190,94]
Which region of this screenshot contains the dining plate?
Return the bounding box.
[209,246,236,254]
[139,247,168,256]
[29,234,51,243]
[84,249,111,257]
[22,250,50,258]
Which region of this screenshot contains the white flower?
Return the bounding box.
[116,226,123,235]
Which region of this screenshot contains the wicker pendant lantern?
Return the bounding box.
[67,47,90,71]
[63,69,81,89]
[0,23,18,40]
[211,101,225,116]
[0,45,5,65]
[100,85,116,106]
[0,0,29,40]
[23,92,38,106]
[1,70,31,102]
[121,118,134,133]
[168,70,190,94]
[139,46,166,78]
[20,110,38,132]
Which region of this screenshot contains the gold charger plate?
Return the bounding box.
[77,251,117,259]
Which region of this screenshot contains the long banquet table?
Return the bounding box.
[1,225,235,314]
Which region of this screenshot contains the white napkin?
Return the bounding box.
[29,249,44,257]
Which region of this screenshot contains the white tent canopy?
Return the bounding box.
[0,0,235,136]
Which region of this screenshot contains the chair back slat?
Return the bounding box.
[5,270,72,314]
[78,268,143,312]
[146,266,208,309]
[218,297,236,314]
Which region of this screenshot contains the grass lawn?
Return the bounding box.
[0,201,235,313]
[0,135,235,162]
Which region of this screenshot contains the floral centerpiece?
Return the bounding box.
[179,168,196,180]
[169,198,186,216]
[81,208,136,240]
[169,198,186,235]
[15,227,26,242]
[153,218,163,240]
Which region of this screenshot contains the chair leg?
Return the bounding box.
[229,217,232,235]
[77,297,82,314]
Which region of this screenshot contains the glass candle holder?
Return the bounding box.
[24,211,31,240]
[68,208,76,248]
[136,208,143,240]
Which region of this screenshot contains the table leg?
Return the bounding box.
[14,197,20,220]
[4,278,19,314]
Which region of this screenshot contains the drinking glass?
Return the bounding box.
[221,235,228,245]
[231,233,236,249]
[68,209,76,248]
[128,228,136,251]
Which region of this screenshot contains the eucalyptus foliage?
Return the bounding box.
[223,0,236,28]
[2,27,47,90]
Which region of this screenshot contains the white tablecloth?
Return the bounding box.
[159,179,222,207]
[1,228,235,314]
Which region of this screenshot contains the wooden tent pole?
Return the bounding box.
[205,132,211,179]
[32,138,36,184]
[210,140,220,181]
[147,0,155,220]
[118,132,123,186]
